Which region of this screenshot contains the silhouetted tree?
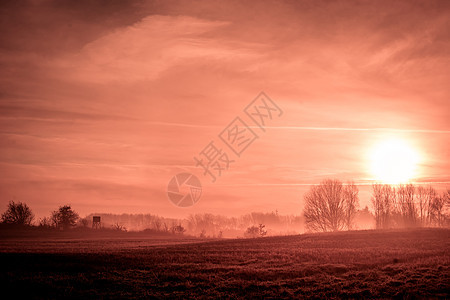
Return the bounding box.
[396,184,416,227]
[416,186,434,226]
[371,184,395,229]
[304,179,359,232]
[444,190,450,226]
[51,205,79,230]
[343,182,359,230]
[429,194,445,227]
[372,184,448,229]
[1,201,34,226]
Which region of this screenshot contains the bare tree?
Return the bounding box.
[372,184,383,229]
[414,185,438,227]
[343,182,359,230]
[426,187,438,225]
[444,190,450,226]
[304,179,358,232]
[1,201,34,226]
[382,185,396,228]
[371,184,395,229]
[416,186,429,226]
[429,194,445,227]
[397,184,416,227]
[444,189,450,206]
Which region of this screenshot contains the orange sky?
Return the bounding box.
[0,0,449,219]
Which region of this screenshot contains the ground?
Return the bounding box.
[0,228,448,298]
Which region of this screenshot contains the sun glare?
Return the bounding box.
[370,138,420,184]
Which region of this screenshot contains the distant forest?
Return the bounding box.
[1,180,448,238]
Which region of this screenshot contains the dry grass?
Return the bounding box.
[0,228,448,298]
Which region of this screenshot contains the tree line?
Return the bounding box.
[0,202,305,237]
[1,201,79,230]
[303,179,449,232]
[3,181,448,235]
[84,211,304,237]
[371,184,448,229]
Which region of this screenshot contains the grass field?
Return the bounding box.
[0,228,449,298]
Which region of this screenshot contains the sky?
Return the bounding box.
[0,0,449,219]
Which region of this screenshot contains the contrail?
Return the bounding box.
[146,121,450,134]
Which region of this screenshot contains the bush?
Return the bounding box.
[245,224,267,238]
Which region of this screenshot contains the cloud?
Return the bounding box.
[54,15,264,84]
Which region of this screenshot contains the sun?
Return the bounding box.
[370,138,420,184]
